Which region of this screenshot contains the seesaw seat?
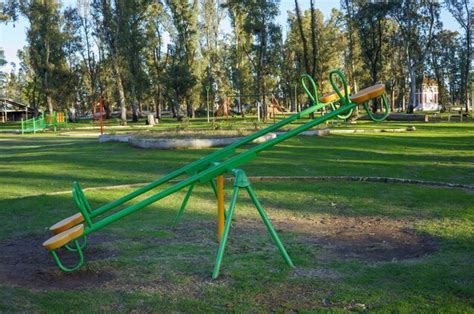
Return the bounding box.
[49,213,84,234]
[349,84,385,104]
[320,87,350,103]
[43,224,84,251]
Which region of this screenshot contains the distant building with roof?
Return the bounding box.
[0,98,35,122]
[414,77,439,111]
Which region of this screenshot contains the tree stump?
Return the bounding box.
[147,114,156,126]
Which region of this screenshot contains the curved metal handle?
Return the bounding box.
[333,101,354,120]
[65,236,87,252]
[73,181,93,213]
[301,74,319,106]
[329,69,350,106]
[51,239,85,272]
[328,69,353,119]
[72,182,93,227]
[363,93,391,122]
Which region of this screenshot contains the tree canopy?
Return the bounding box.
[0,0,471,120]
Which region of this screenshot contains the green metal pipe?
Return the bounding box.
[246,186,294,267]
[51,239,84,272]
[84,101,356,235]
[172,183,195,228]
[91,101,326,217]
[212,185,240,279]
[194,101,359,181]
[210,179,218,198]
[86,175,196,233]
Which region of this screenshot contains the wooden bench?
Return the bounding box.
[447,107,469,122]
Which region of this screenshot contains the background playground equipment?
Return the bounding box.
[21,112,68,134]
[41,70,391,279]
[215,93,288,122]
[214,98,231,120]
[268,95,288,122]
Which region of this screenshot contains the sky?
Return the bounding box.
[0,0,462,73]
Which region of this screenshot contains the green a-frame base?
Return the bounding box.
[172,168,294,279]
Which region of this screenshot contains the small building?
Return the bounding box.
[0,98,35,122]
[414,78,439,111]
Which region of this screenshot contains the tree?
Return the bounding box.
[19,0,71,114]
[0,48,7,97]
[240,0,281,120]
[444,0,472,111]
[294,0,310,76]
[391,0,440,112]
[286,7,344,98]
[355,1,392,86]
[165,0,199,119]
[200,0,229,114]
[77,0,100,113]
[117,0,151,121]
[431,30,461,110]
[144,0,169,119]
[225,0,254,113]
[92,0,128,123]
[340,0,362,93]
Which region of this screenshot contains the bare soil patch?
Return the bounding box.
[230,215,437,262]
[0,233,117,290]
[0,215,436,293]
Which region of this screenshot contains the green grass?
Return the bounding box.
[0,120,473,311]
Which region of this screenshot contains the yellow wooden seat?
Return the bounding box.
[320,87,350,103]
[49,213,84,234]
[43,224,84,251]
[349,84,385,104]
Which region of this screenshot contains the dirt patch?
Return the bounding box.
[0,233,118,290]
[223,215,436,262]
[159,215,437,264]
[281,216,437,262]
[0,215,437,293]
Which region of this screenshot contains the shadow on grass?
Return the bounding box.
[0,182,472,311]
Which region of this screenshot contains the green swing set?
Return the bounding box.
[42,70,390,279]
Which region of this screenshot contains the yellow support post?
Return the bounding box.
[217,175,225,242]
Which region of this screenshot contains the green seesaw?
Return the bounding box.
[42,70,390,279]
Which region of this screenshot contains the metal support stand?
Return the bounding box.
[173,183,195,228]
[211,169,294,279]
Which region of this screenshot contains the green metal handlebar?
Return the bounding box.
[363,93,391,122]
[329,69,350,105]
[72,183,93,227]
[328,69,353,120]
[51,239,84,272]
[301,74,320,105]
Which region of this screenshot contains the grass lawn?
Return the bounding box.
[0,120,473,311]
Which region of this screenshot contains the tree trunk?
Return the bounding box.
[408,61,416,113]
[104,100,111,119]
[115,72,127,124]
[155,89,162,120]
[47,95,53,115]
[465,22,471,112]
[187,99,193,118]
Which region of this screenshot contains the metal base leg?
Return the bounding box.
[246,186,294,267]
[212,185,239,279]
[173,183,195,228]
[211,169,294,279]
